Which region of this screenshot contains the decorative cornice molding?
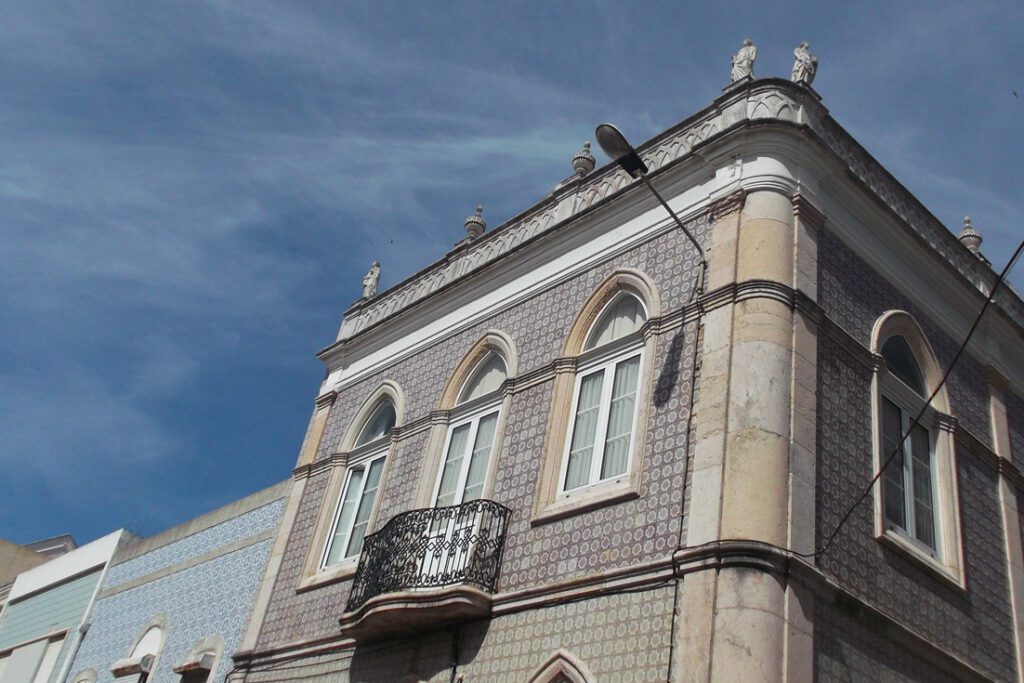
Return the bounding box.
[709,189,747,221]
[314,391,338,410]
[792,193,826,230]
[324,78,1022,357]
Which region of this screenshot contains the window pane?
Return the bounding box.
[436,424,471,507]
[356,402,396,446]
[585,295,646,350]
[881,398,907,530]
[601,356,640,479]
[346,458,385,557]
[910,424,936,549]
[565,371,605,489]
[881,336,926,396]
[463,412,498,502]
[458,354,508,403]
[325,468,364,565]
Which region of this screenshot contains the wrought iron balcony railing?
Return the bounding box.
[345,499,512,612]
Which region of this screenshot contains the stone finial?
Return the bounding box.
[730,39,756,82]
[465,205,486,239]
[791,41,818,86]
[958,215,983,253]
[361,261,381,299]
[572,141,596,176]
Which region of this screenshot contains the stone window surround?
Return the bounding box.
[532,269,661,525]
[297,381,406,591]
[528,648,596,683]
[110,615,167,681]
[870,310,965,589]
[171,634,224,682]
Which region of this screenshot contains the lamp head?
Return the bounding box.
[595,123,648,179]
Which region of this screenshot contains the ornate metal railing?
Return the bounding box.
[345,499,511,612]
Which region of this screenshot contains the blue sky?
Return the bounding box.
[1,2,1021,545]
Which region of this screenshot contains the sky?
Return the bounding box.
[1,2,1021,546]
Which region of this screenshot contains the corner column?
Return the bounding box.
[674,189,820,683]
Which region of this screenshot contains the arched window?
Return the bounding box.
[871,311,962,583]
[432,351,507,507]
[562,292,647,492]
[323,399,396,567]
[112,621,164,683]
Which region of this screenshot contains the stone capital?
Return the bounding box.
[709,189,747,222]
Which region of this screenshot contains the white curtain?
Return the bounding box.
[586,295,645,350]
[325,468,365,566]
[565,372,604,489]
[346,458,385,557]
[459,354,507,403]
[601,356,640,479]
[463,412,498,502]
[436,424,471,507]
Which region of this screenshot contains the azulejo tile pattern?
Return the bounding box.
[104,498,286,588]
[815,333,1015,680]
[813,598,951,682]
[251,588,673,682]
[818,229,993,446]
[255,219,706,650]
[69,539,275,683]
[1006,389,1024,465]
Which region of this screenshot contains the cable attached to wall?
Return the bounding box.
[806,238,1024,560]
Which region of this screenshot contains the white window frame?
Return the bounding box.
[430,400,502,508]
[869,314,965,589]
[321,444,388,568]
[879,384,939,556]
[558,342,644,494]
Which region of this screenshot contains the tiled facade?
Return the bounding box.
[66,487,288,683]
[235,77,1024,683]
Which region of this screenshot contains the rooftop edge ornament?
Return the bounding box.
[361,261,380,299]
[730,39,756,82]
[958,215,983,253]
[572,141,596,176]
[792,41,818,86]
[465,205,486,240]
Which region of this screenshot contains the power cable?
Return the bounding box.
[807,238,1024,560]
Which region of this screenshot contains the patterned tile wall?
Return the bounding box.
[818,229,992,446]
[815,332,1015,680]
[813,598,954,682]
[249,587,673,682]
[104,498,286,588]
[1007,389,1024,464]
[255,217,707,649]
[68,539,275,683]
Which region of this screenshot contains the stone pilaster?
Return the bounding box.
[989,368,1024,681]
[674,189,820,683]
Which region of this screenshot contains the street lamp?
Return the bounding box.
[595,123,706,268]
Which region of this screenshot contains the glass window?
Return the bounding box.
[563,293,646,492]
[882,336,926,396]
[323,454,386,565]
[457,353,507,403]
[355,402,396,446]
[881,395,937,551]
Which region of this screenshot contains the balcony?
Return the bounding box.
[339,499,511,641]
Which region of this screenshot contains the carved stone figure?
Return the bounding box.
[791,41,818,86]
[362,261,380,299]
[730,39,756,82]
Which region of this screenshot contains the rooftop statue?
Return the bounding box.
[730,39,756,82]
[362,261,380,299]
[791,41,818,86]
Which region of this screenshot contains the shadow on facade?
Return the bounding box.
[349,620,490,682]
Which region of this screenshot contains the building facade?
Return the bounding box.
[0,531,132,683]
[232,73,1024,682]
[64,482,289,683]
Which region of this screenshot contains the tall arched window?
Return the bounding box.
[431,351,507,508]
[871,311,963,584]
[561,292,647,492]
[322,399,396,567]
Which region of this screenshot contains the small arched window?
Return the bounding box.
[563,292,647,491]
[323,399,396,567]
[871,311,962,584]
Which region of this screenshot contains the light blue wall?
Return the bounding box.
[66,497,285,683]
[0,568,102,683]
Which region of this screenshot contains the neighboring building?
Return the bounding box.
[0,531,133,683]
[0,535,78,608]
[231,62,1024,681]
[64,481,289,683]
